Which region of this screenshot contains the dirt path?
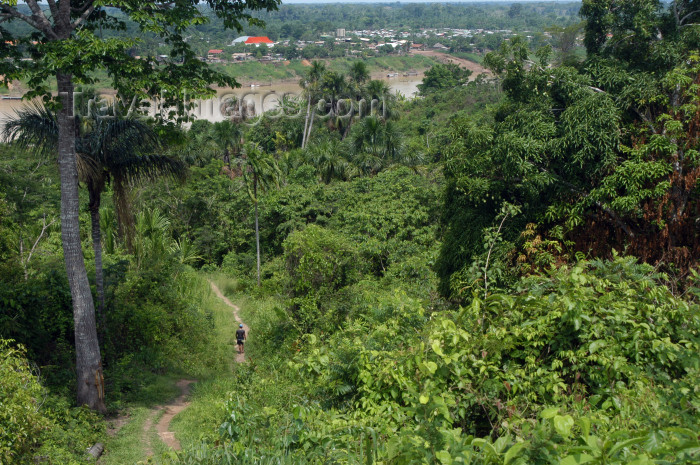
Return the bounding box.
[143,281,246,454]
[410,50,492,79]
[209,280,248,364]
[138,379,197,459]
[155,380,197,450]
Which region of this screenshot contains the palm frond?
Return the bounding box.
[90,117,160,165]
[110,154,187,186]
[76,152,102,184]
[2,102,58,158]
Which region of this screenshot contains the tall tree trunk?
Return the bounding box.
[113,176,134,253]
[57,72,106,414]
[302,97,311,149]
[88,186,105,343]
[254,175,261,287]
[306,109,316,147]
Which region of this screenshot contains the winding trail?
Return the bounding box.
[138,280,245,459]
[209,280,248,364]
[155,379,197,450]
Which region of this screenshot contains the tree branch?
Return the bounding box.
[72,4,96,31]
[21,214,56,281]
[24,0,56,34]
[46,0,59,20]
[595,201,635,238]
[0,5,55,37]
[484,211,509,299]
[632,105,658,134]
[680,10,700,26]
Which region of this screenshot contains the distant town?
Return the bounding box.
[189,27,541,64]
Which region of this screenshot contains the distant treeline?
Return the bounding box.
[2,3,581,58]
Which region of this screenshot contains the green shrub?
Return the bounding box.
[0,340,102,465]
[354,257,700,435]
[33,396,103,465]
[283,225,359,333]
[0,340,45,464]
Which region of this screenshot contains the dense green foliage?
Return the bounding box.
[437,0,700,297]
[1,1,700,464]
[0,340,104,465]
[418,63,472,95]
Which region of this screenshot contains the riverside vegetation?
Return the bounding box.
[1,1,699,464]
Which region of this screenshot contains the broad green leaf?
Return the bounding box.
[436,450,453,465]
[553,415,574,437]
[540,407,559,419]
[559,453,595,465]
[589,340,606,354]
[626,455,652,465]
[432,340,444,356]
[504,442,529,464]
[472,438,498,457]
[608,436,646,457]
[419,394,429,404]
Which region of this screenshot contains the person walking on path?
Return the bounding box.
[236,324,246,354]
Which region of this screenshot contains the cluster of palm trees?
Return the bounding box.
[300,61,394,145]
[181,117,280,287]
[2,61,423,300]
[296,61,422,182]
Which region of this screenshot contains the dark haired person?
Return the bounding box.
[236,324,246,354]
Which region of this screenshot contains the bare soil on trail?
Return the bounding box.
[155,380,197,450]
[410,50,492,79]
[105,413,130,438]
[142,412,155,458]
[136,281,246,459]
[139,379,197,459]
[209,281,248,364]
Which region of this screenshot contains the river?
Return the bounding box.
[0,75,423,126]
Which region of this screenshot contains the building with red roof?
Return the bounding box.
[245,36,274,47]
[207,49,224,61]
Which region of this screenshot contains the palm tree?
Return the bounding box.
[220,95,256,124]
[364,80,397,120]
[237,142,281,287]
[3,102,185,330]
[365,79,392,101]
[133,207,171,268]
[349,61,370,86]
[340,62,373,138]
[319,71,353,137]
[306,138,354,183]
[300,61,326,149]
[206,120,244,169]
[350,116,407,176]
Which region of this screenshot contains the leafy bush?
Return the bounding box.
[355,257,700,436]
[0,340,103,465]
[283,225,359,333]
[105,264,224,387]
[0,340,45,464]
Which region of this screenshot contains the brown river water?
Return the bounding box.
[0,76,423,126]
